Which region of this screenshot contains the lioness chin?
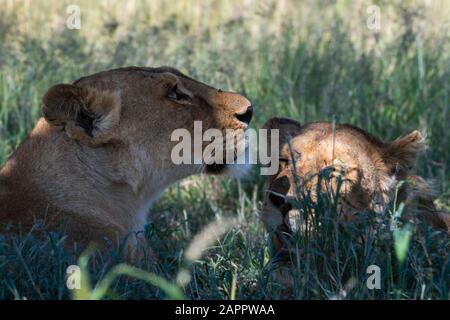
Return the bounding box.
[0,66,253,259]
[262,117,450,284]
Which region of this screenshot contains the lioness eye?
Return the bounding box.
[269,193,285,208]
[269,193,293,215]
[168,84,190,101]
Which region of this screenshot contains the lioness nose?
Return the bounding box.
[235,105,253,125]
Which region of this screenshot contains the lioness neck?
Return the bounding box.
[0,118,190,243]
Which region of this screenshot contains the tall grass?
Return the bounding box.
[0,0,449,299]
[268,167,449,299]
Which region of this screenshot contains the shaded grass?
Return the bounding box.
[0,174,448,299]
[0,0,449,299]
[267,168,449,299]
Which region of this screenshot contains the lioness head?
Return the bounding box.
[261,117,436,253]
[43,66,253,179]
[0,66,253,252]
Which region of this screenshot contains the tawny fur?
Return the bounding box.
[262,117,450,255]
[0,66,252,259]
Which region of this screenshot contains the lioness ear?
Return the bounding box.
[263,117,302,163]
[42,84,121,146]
[263,117,301,139]
[384,130,423,177]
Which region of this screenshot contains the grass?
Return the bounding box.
[0,0,449,299]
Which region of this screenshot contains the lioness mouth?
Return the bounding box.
[205,135,250,175]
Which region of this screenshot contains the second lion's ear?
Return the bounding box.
[42,84,121,146]
[383,130,423,178]
[261,117,302,175]
[263,117,302,161]
[262,117,302,150]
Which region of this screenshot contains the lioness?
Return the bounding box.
[262,117,450,256]
[0,66,253,256]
